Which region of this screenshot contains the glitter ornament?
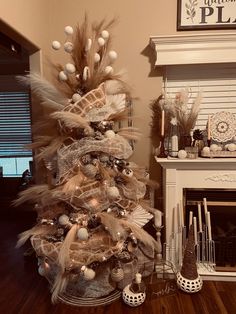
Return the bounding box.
[81,266,96,280]
[64,25,74,35]
[98,37,105,46]
[111,267,124,282]
[64,41,73,53]
[107,186,120,199]
[122,168,133,177]
[58,71,68,81]
[101,30,109,39]
[108,50,118,61]
[72,93,82,103]
[104,66,114,75]
[58,214,70,226]
[52,40,61,50]
[81,164,97,178]
[94,53,101,63]
[65,63,76,74]
[77,227,89,241]
[105,130,116,138]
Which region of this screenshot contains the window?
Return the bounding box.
[0,91,32,177]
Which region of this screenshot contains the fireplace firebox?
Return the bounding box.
[155,157,236,281]
[184,188,236,270]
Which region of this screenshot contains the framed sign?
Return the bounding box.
[177,0,236,30]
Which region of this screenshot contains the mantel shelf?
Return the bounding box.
[155,156,236,170]
[149,33,236,66]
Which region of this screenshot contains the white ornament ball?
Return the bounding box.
[98,37,105,46]
[104,66,114,75]
[101,30,109,39]
[81,266,96,280]
[64,25,74,35]
[38,262,50,276]
[77,227,89,241]
[58,71,68,81]
[85,38,92,51]
[105,130,116,138]
[64,41,73,53]
[108,50,118,61]
[202,146,210,154]
[122,284,146,307]
[72,93,82,103]
[210,144,219,152]
[178,150,187,159]
[38,265,46,276]
[94,53,101,63]
[227,143,236,152]
[52,40,61,50]
[107,186,120,199]
[58,214,70,226]
[65,63,76,74]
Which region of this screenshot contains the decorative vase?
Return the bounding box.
[176,272,203,293]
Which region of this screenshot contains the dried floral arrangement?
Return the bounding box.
[14,16,162,305]
[160,88,202,136]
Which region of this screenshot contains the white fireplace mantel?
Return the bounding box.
[149,33,236,66]
[156,157,236,281]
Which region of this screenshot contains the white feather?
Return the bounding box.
[16,73,67,105]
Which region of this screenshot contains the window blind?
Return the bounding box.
[164,63,236,130]
[0,91,32,157]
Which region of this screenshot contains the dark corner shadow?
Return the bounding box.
[141,44,163,78]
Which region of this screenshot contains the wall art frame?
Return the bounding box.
[177,0,236,31]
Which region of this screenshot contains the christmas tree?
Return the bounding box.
[15,16,161,304]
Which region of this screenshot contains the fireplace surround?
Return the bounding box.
[155,157,236,281]
[150,32,236,280]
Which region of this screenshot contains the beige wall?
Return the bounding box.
[0,0,198,175]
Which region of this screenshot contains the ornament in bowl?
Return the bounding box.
[122,273,146,307]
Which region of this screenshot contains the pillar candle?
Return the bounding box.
[189,211,193,229]
[206,211,212,241]
[207,115,211,140]
[203,197,208,223]
[154,210,162,228]
[198,202,203,232]
[161,110,165,136]
[193,217,198,246]
[178,200,184,228]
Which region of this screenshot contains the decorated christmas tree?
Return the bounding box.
[15,16,161,305]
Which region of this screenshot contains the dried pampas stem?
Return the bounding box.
[51,272,68,303]
[16,225,56,248]
[58,224,78,271]
[17,73,68,105]
[98,212,127,241]
[50,111,93,134]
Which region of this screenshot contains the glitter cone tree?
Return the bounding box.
[15,17,161,304]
